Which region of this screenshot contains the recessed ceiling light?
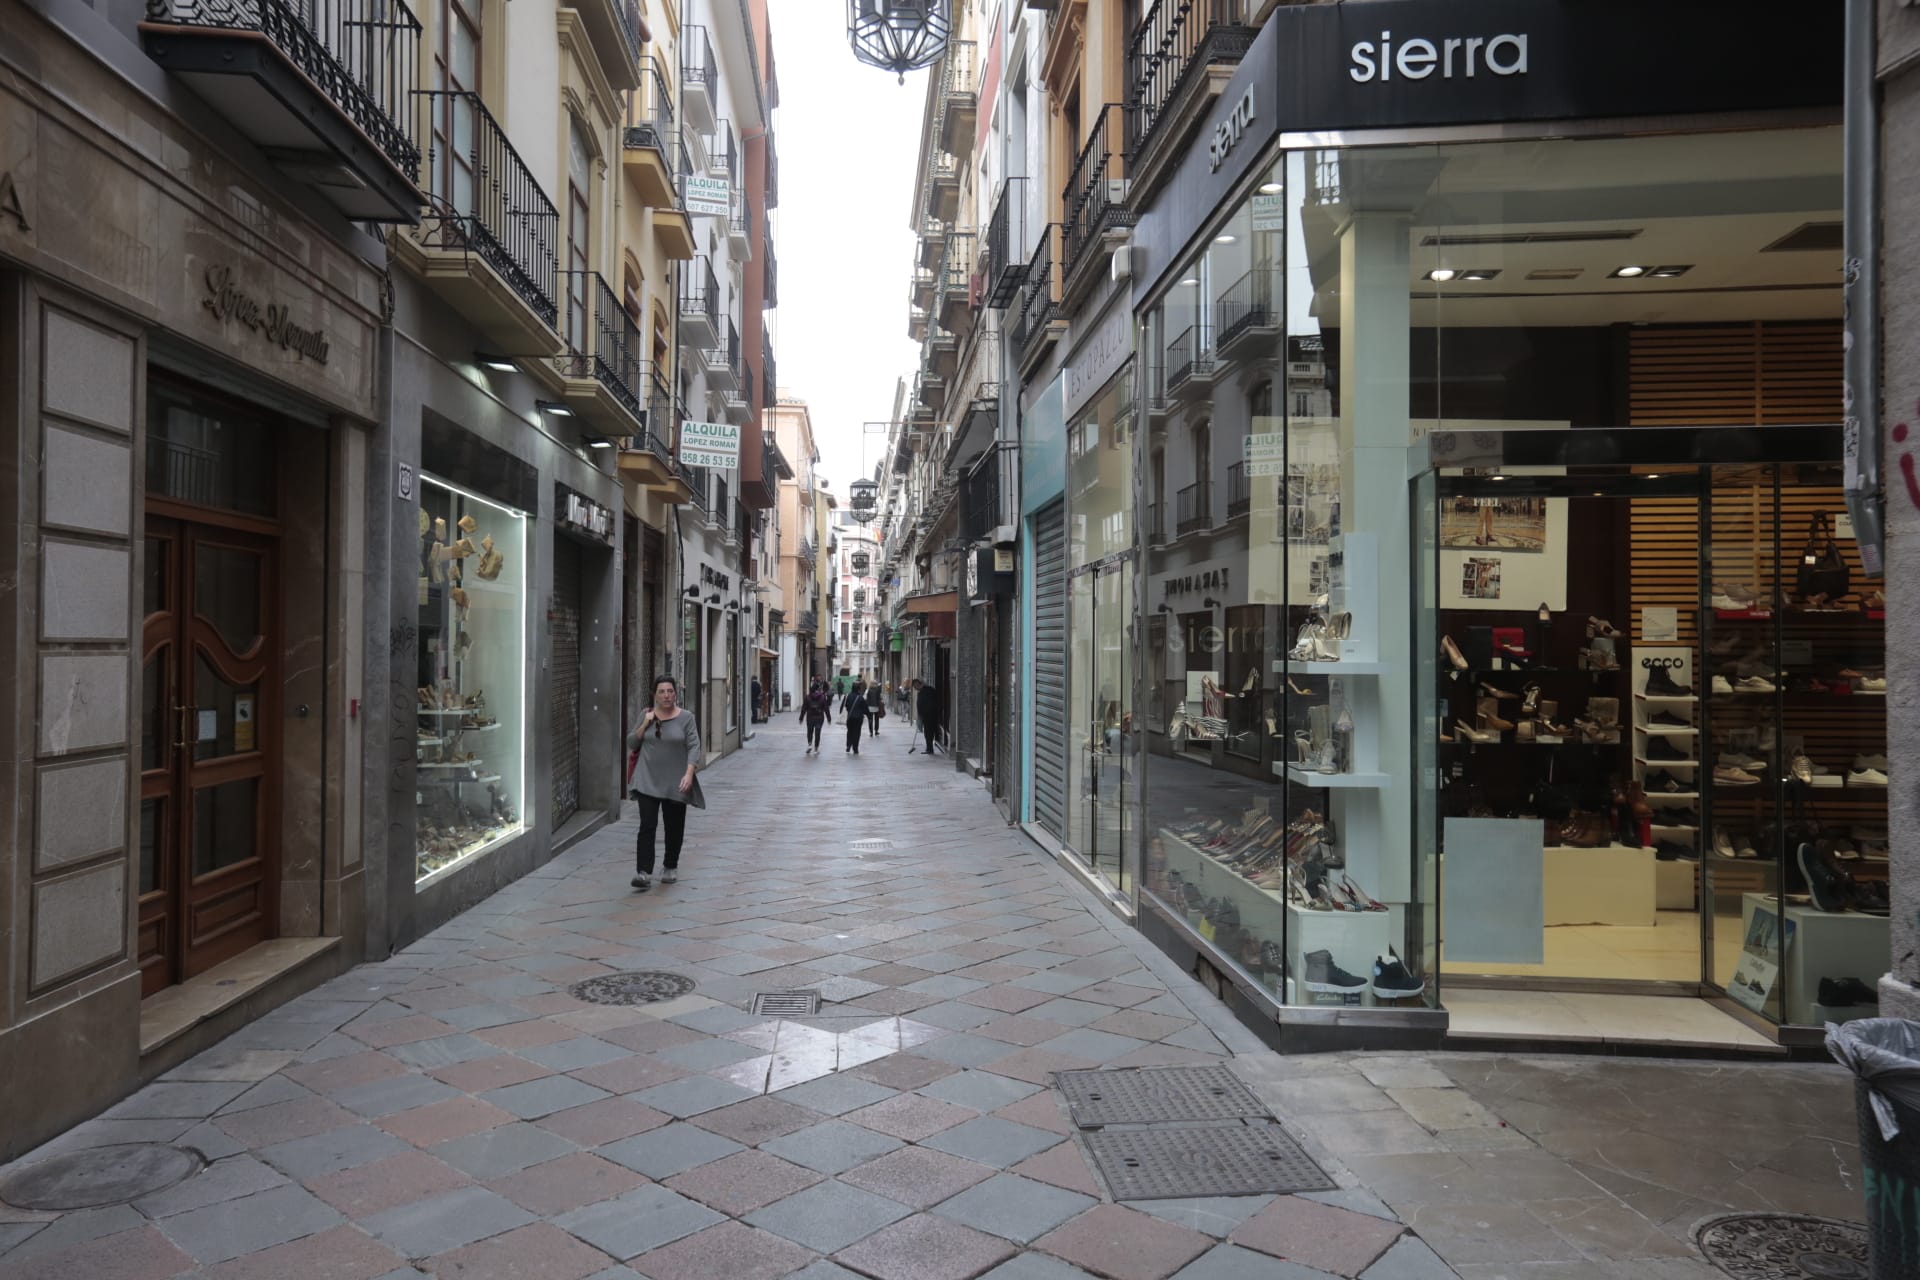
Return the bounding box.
[1489,474,1507,481]
[1526,268,1584,281]
[476,352,518,372]
[1426,268,1458,282]
[1258,182,1282,194]
[1459,268,1501,282]
[1214,234,1236,244]
[1649,265,1692,278]
[535,399,574,417]
[1611,265,1649,278]
[1180,277,1200,286]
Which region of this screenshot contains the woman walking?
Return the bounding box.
[867,681,885,737]
[842,679,869,755]
[799,679,832,754]
[627,675,701,891]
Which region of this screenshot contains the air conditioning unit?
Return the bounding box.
[1106,178,1130,204]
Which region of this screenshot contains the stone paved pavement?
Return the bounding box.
[0,722,1867,1279]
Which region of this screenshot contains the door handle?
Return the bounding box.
[174,704,194,751]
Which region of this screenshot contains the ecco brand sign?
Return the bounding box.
[1349,30,1529,82]
[1208,87,1255,171]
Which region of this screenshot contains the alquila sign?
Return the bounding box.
[202,264,332,365]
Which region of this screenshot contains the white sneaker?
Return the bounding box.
[1735,676,1776,693]
[662,869,678,883]
[1718,751,1765,769]
[1711,675,1734,694]
[1713,765,1761,786]
[1849,768,1890,787]
[1855,754,1890,771]
[1859,676,1888,692]
[1711,584,1758,610]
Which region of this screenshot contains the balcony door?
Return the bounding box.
[430,0,481,216]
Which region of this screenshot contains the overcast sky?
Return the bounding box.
[767,0,928,496]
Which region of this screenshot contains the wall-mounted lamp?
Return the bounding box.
[1156,603,1173,614]
[708,592,722,604]
[536,399,574,417]
[583,434,613,450]
[476,352,518,372]
[1202,596,1222,609]
[685,585,701,597]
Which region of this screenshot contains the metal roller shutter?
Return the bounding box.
[1031,501,1067,838]
[550,537,582,826]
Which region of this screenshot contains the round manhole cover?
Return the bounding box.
[1695,1213,1869,1279]
[567,971,696,1006]
[0,1143,202,1211]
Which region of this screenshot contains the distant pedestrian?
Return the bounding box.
[916,679,941,756]
[907,677,922,752]
[751,676,762,723]
[799,679,831,754]
[843,680,869,755]
[626,675,702,892]
[867,683,885,736]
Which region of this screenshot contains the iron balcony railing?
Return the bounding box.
[709,119,737,182]
[741,359,755,410]
[557,271,642,418]
[624,56,674,150]
[1012,223,1061,357]
[936,230,976,316]
[622,425,674,465]
[940,38,978,120]
[1217,268,1281,349]
[1148,500,1166,543]
[1226,460,1249,517]
[680,255,718,332]
[963,441,1014,541]
[1168,323,1213,390]
[1124,0,1256,164]
[707,314,740,381]
[609,0,642,66]
[679,459,707,509]
[1176,480,1211,536]
[983,177,1029,307]
[762,332,776,407]
[763,234,778,307]
[416,90,559,327]
[765,130,779,208]
[729,204,749,242]
[682,23,715,100]
[150,0,424,179]
[1062,104,1135,283]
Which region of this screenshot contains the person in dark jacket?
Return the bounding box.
[842,680,868,755]
[915,679,941,755]
[798,679,831,754]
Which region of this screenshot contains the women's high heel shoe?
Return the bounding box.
[1587,616,1622,638]
[1342,876,1388,912]
[1441,635,1468,671]
[1454,719,1499,744]
[1476,697,1516,731]
[1520,683,1542,716]
[1479,682,1519,700]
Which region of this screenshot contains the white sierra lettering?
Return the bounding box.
[1349,31,1528,83]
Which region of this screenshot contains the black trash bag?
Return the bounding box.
[1828,1017,1920,1141]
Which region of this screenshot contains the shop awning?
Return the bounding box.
[903,591,957,615]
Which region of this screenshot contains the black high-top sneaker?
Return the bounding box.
[1370,949,1426,999]
[1798,842,1850,913]
[1819,976,1880,1006]
[1304,949,1368,993]
[1644,665,1693,697]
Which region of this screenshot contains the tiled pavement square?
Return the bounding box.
[425,1221,615,1280]
[474,1017,584,1051]
[934,1173,1098,1244]
[771,1073,898,1116]
[1090,1009,1192,1041]
[834,1213,1019,1280]
[982,1047,1096,1086]
[1038,1028,1150,1062]
[390,1033,508,1070]
[596,1018,713,1054]
[131,1153,286,1218]
[760,1118,904,1174]
[1033,1205,1215,1280]
[664,1149,827,1216]
[358,1185,536,1257]
[567,1053,688,1095]
[845,1092,975,1141]
[554,1184,724,1260]
[850,1053,960,1091]
[597,1120,743,1178]
[432,1121,580,1180]
[962,986,1058,1015]
[629,1220,817,1280]
[197,1222,407,1280]
[908,1001,1000,1032]
[974,1016,1072,1047]
[256,1122,416,1179]
[920,1071,1042,1113]
[344,1013,457,1049]
[212,1095,356,1147]
[1009,1141,1104,1198]
[1024,999,1114,1028]
[376,1096,516,1147]
[917,1032,1023,1068]
[743,1178,914,1254]
[427,1053,554,1093]
[840,1146,997,1209]
[518,1036,632,1071]
[977,1251,1105,1280]
[480,1075,611,1120]
[1136,1196,1277,1237]
[1228,1195,1407,1276]
[1171,1242,1343,1280]
[690,1095,827,1145]
[535,1095,672,1146]
[154,1183,344,1265]
[652,1036,767,1072]
[486,1152,649,1216]
[305,1150,472,1216]
[994,1090,1074,1136]
[283,1050,409,1095]
[632,1074,756,1118]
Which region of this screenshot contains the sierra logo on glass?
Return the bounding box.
[1348,31,1529,82]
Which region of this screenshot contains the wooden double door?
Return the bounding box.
[139,512,279,996]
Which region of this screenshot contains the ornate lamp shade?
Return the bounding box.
[848,477,879,521]
[851,551,871,573]
[847,0,951,82]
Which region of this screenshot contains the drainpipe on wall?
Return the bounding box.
[1845,0,1885,575]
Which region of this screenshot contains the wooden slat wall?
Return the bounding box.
[1626,321,1843,427]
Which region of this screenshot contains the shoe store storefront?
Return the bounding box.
[1122,0,1849,1050]
[1,0,381,1156]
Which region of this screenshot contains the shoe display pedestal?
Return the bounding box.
[1739,892,1887,1027]
[1545,844,1657,927]
[1655,857,1699,910]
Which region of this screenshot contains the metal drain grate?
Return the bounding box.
[0,1143,203,1211]
[567,971,696,1006]
[1081,1123,1334,1201]
[1056,1066,1269,1127]
[849,839,895,853]
[752,990,821,1017]
[1694,1213,1868,1279]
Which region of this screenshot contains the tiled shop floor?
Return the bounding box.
[0,725,1863,1278]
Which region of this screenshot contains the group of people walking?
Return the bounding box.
[797,673,942,757]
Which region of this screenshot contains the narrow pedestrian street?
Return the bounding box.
[0,723,1862,1280]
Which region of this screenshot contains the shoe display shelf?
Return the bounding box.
[1738,892,1886,1027]
[1158,827,1395,1007]
[1630,647,1701,858]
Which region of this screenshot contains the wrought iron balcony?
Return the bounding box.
[141,0,423,221]
[1226,461,1250,518]
[1062,104,1135,288]
[763,234,779,308]
[705,315,740,391]
[936,230,976,333]
[1168,323,1215,394]
[728,360,755,424]
[908,304,930,342]
[911,266,936,312]
[927,151,959,222]
[1148,500,1166,543]
[708,119,738,184]
[728,201,751,257]
[415,90,559,328]
[1012,223,1062,363]
[937,40,978,155]
[918,216,947,269]
[762,332,777,408]
[679,255,718,349]
[623,57,676,155]
[1124,0,1256,167]
[1176,480,1211,536]
[983,178,1029,308]
[681,24,717,133]
[573,0,643,90]
[962,441,1015,541]
[1217,268,1282,353]
[556,270,643,420]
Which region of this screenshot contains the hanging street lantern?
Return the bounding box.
[851,551,871,573]
[846,0,950,83]
[848,477,879,522]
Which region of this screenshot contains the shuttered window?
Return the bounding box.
[1031,501,1068,838]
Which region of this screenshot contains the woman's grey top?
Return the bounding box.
[628,711,700,800]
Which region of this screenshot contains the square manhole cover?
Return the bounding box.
[752,990,821,1017]
[1056,1066,1269,1127]
[1082,1123,1334,1200]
